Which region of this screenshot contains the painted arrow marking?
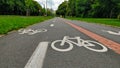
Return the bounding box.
[102,30,120,36]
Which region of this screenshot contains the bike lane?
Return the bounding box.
[0,18,59,68]
[1,17,119,68]
[40,18,120,68]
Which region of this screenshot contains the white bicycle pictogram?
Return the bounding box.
[18,28,47,35]
[51,36,108,52]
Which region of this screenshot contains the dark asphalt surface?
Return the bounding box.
[0,17,120,68]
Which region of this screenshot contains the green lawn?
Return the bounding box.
[0,15,52,34]
[67,17,120,27]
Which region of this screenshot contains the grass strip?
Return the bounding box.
[67,17,120,27]
[0,16,53,34]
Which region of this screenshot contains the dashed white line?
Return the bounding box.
[24,42,49,68]
[50,24,54,27]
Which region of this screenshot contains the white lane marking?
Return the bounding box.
[50,24,54,27]
[102,30,120,36]
[24,42,49,68]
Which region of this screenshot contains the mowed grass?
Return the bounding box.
[0,16,52,34]
[67,17,120,27]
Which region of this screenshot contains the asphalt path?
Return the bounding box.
[0,17,120,68]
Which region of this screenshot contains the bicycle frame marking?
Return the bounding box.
[60,36,94,47]
[51,36,108,52]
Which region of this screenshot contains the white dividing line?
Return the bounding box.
[24,42,49,68]
[50,24,54,27]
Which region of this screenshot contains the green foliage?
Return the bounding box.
[56,1,68,17]
[0,0,43,16]
[47,9,54,16]
[75,0,91,17]
[57,0,120,18]
[89,0,120,18]
[30,1,42,16]
[68,0,76,16]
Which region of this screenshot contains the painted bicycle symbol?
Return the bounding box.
[51,36,108,52]
[18,28,47,35]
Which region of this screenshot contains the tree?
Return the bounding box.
[75,0,92,17]
[25,0,33,16]
[89,0,120,18]
[0,0,43,16]
[30,1,42,16]
[56,0,120,18]
[0,0,15,15]
[68,0,76,16]
[14,0,26,15]
[56,1,68,17]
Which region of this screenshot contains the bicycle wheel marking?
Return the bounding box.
[51,40,73,52]
[83,40,108,52]
[64,21,120,54]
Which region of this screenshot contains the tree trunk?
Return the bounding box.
[118,14,120,20]
[110,8,114,18]
[26,9,30,16]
